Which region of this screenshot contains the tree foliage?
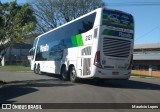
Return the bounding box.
[29,0,105,34]
[0,0,37,61]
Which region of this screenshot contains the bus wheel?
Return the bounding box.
[34,64,38,74]
[37,64,42,75]
[69,66,78,83]
[61,65,68,81]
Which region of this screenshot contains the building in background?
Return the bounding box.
[133,43,160,71]
[3,43,32,66]
[132,43,160,77]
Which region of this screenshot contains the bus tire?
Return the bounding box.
[34,64,38,74]
[37,64,42,75]
[61,65,68,81]
[69,66,78,83]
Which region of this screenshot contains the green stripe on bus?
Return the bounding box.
[71,35,77,47]
[71,34,84,47]
[102,29,133,39]
[102,29,115,36]
[76,34,84,46]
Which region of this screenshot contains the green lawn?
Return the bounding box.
[0,65,32,72]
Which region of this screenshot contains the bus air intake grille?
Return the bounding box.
[103,38,131,57]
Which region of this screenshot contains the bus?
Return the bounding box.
[29,8,134,82]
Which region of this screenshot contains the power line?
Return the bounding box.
[135,26,160,42]
[5,1,160,6]
[106,2,160,6]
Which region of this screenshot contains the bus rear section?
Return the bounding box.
[92,9,134,79]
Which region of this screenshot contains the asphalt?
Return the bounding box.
[0,72,160,112]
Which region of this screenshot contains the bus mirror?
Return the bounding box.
[29,48,34,56]
[27,55,33,61]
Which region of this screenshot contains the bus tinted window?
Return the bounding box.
[35,12,96,61]
[102,10,134,30]
[38,12,96,45]
[68,12,96,34]
[35,40,64,61]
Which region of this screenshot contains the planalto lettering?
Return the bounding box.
[119,32,132,38]
[40,44,49,52]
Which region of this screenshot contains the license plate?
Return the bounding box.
[112,72,119,75]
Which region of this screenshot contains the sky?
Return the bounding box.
[1,0,160,44]
[104,0,160,44]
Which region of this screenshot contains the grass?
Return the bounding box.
[0,65,32,85]
[0,65,32,72]
[131,73,157,78]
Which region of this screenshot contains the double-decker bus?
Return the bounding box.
[29,8,134,82]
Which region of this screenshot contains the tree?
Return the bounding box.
[0,0,37,63]
[29,0,105,34]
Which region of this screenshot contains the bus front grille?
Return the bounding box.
[103,38,131,57]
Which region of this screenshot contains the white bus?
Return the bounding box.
[29,8,134,82]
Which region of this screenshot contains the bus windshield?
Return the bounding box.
[102,10,134,30]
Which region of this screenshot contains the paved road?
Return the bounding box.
[0,72,160,112]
